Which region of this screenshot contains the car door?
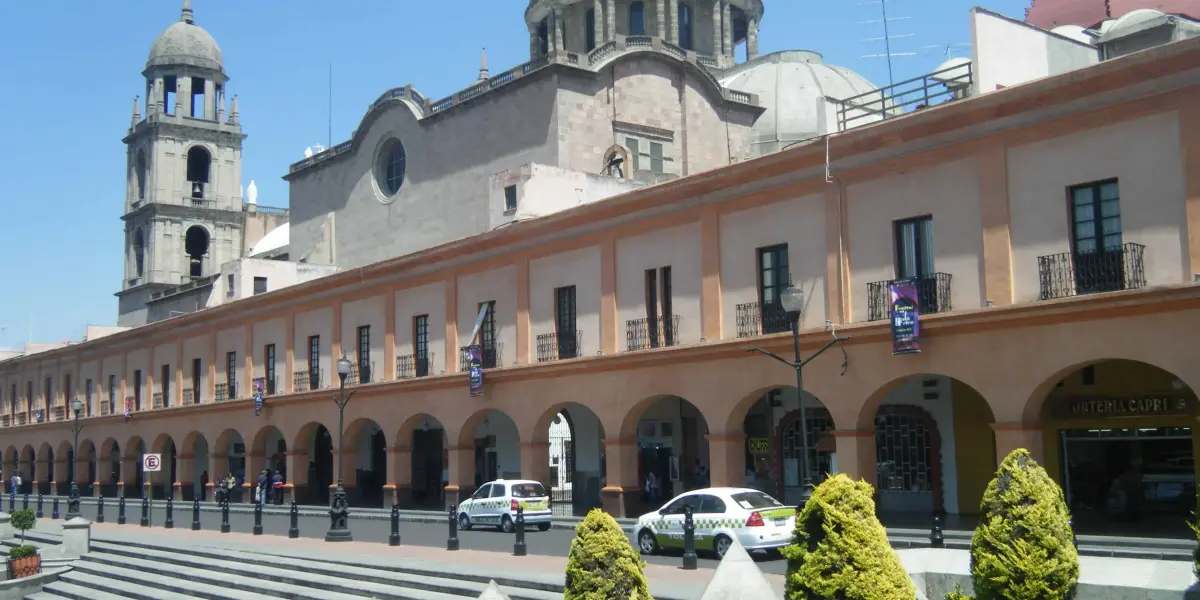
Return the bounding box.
[695,494,729,551]
[467,484,492,522]
[489,481,509,524]
[660,494,702,550]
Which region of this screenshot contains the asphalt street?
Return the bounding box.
[53,499,790,575]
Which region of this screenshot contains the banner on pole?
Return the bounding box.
[253,379,264,416]
[888,279,921,355]
[467,344,484,397]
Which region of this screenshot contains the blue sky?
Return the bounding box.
[0,0,1029,347]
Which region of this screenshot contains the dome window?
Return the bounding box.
[377,138,407,197]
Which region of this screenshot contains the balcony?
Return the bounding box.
[1038,243,1147,301]
[17,413,26,425]
[397,354,433,379]
[183,389,195,405]
[536,330,582,362]
[344,362,375,386]
[53,405,64,421]
[460,343,503,371]
[293,370,322,392]
[2,415,8,427]
[866,273,953,322]
[215,383,232,402]
[735,302,792,338]
[838,61,973,132]
[252,377,278,396]
[152,392,164,409]
[626,315,681,351]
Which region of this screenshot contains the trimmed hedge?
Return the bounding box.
[565,508,652,600]
[782,473,914,599]
[966,449,1079,600]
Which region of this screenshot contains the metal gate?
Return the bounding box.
[549,413,575,516]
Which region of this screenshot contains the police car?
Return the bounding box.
[633,488,796,558]
[457,479,553,533]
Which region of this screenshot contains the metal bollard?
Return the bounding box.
[191,499,200,531]
[288,499,300,537]
[389,503,401,546]
[51,496,60,520]
[165,497,174,529]
[22,493,28,511]
[253,500,263,535]
[930,511,945,549]
[447,504,459,551]
[220,497,231,533]
[682,505,697,570]
[288,501,299,539]
[97,495,105,523]
[140,497,150,527]
[36,493,43,518]
[513,506,527,557]
[118,493,127,525]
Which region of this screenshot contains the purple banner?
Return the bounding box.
[466,344,484,397]
[888,279,921,355]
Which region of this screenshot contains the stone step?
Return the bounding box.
[41,571,213,600]
[72,555,364,600]
[26,580,141,600]
[84,544,545,600]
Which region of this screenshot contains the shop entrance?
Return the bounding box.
[1060,427,1194,532]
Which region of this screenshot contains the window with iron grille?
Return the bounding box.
[308,335,321,388]
[226,352,237,397]
[133,370,142,410]
[1069,179,1126,294]
[191,358,202,403]
[357,326,371,382]
[264,344,276,393]
[480,301,496,349]
[10,384,16,414]
[64,374,72,405]
[107,376,116,412]
[25,381,32,413]
[85,379,93,416]
[161,364,171,407]
[643,267,673,347]
[555,285,578,359]
[757,244,789,334]
[44,377,51,409]
[414,315,429,377]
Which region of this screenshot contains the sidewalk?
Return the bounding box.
[32,519,785,600]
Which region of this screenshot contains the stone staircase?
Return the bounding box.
[7,532,564,600]
[885,526,1196,561]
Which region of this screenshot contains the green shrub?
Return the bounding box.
[564,509,652,600]
[781,473,914,599]
[7,545,36,559]
[968,449,1078,600]
[10,509,35,544]
[1188,502,1200,580]
[944,584,972,600]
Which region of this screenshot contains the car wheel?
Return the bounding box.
[537,522,551,532]
[637,529,660,555]
[714,534,732,558]
[458,513,472,531]
[501,514,515,533]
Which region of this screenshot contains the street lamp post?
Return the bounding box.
[325,356,356,542]
[748,283,849,505]
[66,397,85,520]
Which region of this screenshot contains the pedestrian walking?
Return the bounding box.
[271,470,284,505]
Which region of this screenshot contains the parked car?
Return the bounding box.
[633,487,796,558]
[457,479,553,533]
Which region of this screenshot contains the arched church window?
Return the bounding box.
[377,139,407,197]
[629,1,646,36]
[586,9,596,52]
[133,229,146,278]
[538,19,549,56]
[186,146,212,200]
[135,150,147,200]
[678,3,694,50]
[184,226,210,278]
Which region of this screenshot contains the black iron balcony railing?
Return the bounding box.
[1038,243,1146,301]
[1,415,8,427]
[183,388,195,405]
[734,302,791,338]
[53,405,64,421]
[536,330,583,362]
[397,353,433,379]
[838,61,973,132]
[215,382,231,402]
[17,413,26,425]
[293,369,322,392]
[866,273,953,322]
[344,362,375,386]
[626,314,681,351]
[152,392,164,409]
[460,343,503,371]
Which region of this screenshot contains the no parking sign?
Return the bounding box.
[142,454,162,472]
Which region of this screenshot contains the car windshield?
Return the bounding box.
[730,491,783,510]
[511,483,547,498]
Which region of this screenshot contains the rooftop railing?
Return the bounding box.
[838,62,973,132]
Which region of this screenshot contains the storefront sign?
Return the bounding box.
[466,344,484,397]
[747,438,770,455]
[888,280,921,355]
[1051,395,1195,419]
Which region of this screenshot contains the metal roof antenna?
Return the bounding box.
[858,0,917,87]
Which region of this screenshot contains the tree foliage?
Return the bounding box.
[565,508,653,600]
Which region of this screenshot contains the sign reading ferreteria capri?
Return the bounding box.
[1049,395,1197,419]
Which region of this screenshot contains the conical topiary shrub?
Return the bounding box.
[967,449,1078,600]
[781,473,914,599]
[564,508,653,600]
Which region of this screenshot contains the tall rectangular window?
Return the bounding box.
[678,2,694,49]
[253,276,268,295]
[757,244,790,334]
[192,358,202,403]
[225,352,237,399]
[161,364,171,407]
[629,0,646,35]
[357,326,371,382]
[133,370,142,410]
[480,301,497,368]
[643,267,673,347]
[44,377,52,410]
[504,185,518,212]
[413,315,430,377]
[9,384,14,415]
[894,216,934,281]
[1070,179,1125,294]
[25,381,33,413]
[308,335,321,389]
[264,344,276,394]
[555,285,578,359]
[64,374,72,406]
[85,379,93,417]
[645,268,659,346]
[107,375,116,413]
[585,8,596,51]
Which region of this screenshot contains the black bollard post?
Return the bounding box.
[288,501,299,539]
[140,497,149,527]
[22,493,28,511]
[389,503,401,546]
[253,500,263,535]
[118,493,127,525]
[35,493,43,518]
[447,504,459,551]
[97,495,105,523]
[220,497,231,533]
[191,499,200,531]
[930,511,945,548]
[682,505,697,570]
[513,506,527,557]
[51,496,60,520]
[165,497,174,529]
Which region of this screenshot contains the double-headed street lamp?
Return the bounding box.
[66,397,85,520]
[325,356,356,542]
[748,283,849,505]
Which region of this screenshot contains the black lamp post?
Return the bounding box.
[748,282,849,505]
[325,356,356,542]
[66,397,85,519]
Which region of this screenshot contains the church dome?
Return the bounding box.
[146,3,224,72]
[720,50,879,157]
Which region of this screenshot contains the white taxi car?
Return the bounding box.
[457,479,553,533]
[633,487,796,558]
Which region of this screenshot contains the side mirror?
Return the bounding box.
[658,507,668,515]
